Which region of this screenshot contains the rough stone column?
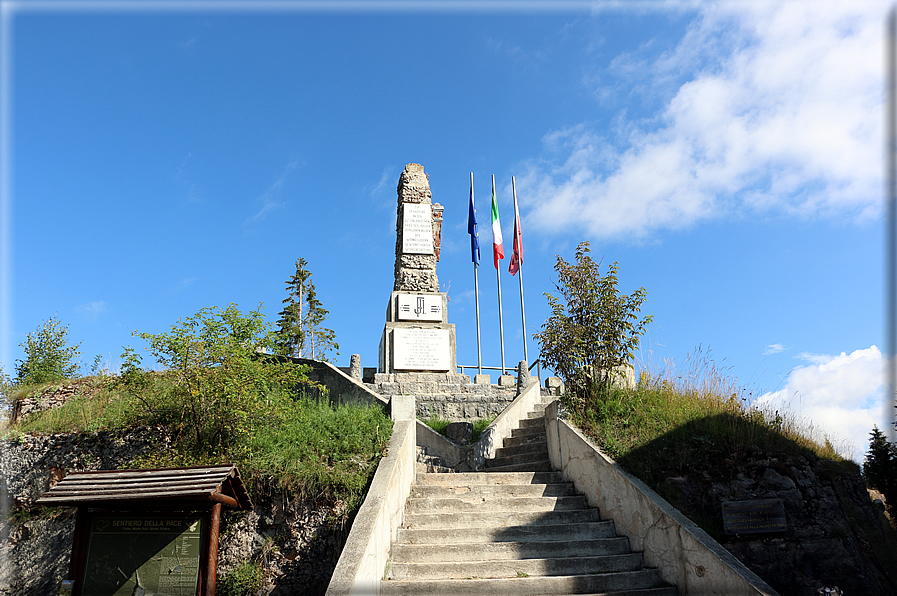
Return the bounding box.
[349,354,362,380]
[394,163,440,293]
[516,360,530,393]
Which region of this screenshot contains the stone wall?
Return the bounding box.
[9,378,109,424]
[365,372,561,420]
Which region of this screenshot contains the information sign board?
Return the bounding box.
[80,514,204,595]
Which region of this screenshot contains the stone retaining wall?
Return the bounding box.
[367,372,522,419]
[9,378,110,424]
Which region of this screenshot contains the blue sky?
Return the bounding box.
[1,0,892,461]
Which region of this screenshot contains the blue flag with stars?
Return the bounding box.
[468,182,480,265]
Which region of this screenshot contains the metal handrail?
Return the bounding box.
[457,364,509,374]
[457,359,543,385]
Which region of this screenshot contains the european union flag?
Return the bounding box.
[468,184,480,265]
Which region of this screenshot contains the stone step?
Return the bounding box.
[396,520,618,544]
[526,405,552,418]
[486,450,551,469]
[483,458,553,473]
[390,537,632,562]
[416,471,563,486]
[494,440,548,460]
[411,483,576,499]
[416,462,455,474]
[517,416,544,429]
[405,494,588,514]
[388,553,646,581]
[502,431,548,449]
[380,569,669,595]
[402,508,604,530]
[510,424,545,439]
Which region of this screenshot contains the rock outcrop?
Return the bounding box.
[649,446,897,595]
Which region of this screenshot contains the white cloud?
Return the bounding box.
[520,0,885,239]
[247,160,297,223]
[77,301,107,322]
[763,343,785,355]
[754,345,888,462]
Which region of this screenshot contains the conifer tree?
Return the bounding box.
[275,259,339,361]
[864,425,897,516]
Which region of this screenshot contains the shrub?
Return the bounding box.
[218,561,266,596]
[122,304,310,458]
[14,315,82,385]
[534,241,652,408]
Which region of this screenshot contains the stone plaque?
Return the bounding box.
[81,514,204,595]
[397,294,443,322]
[402,202,434,255]
[721,499,786,535]
[393,328,450,371]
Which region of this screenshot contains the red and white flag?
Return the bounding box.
[491,179,504,269]
[509,187,523,276]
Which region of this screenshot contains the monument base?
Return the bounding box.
[379,322,457,374]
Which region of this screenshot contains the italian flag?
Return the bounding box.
[491,177,504,269]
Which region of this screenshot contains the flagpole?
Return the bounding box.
[512,176,528,365]
[471,172,482,376]
[494,174,506,375]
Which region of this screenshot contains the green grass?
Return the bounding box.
[10,373,393,510]
[13,377,151,434]
[564,350,860,542]
[569,349,850,467]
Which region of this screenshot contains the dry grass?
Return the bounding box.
[569,347,853,484]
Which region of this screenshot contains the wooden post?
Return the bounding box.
[69,506,89,596]
[205,503,222,596]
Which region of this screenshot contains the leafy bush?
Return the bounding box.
[14,316,82,385]
[121,304,310,458]
[534,241,652,408]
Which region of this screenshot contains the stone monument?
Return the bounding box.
[379,164,457,373]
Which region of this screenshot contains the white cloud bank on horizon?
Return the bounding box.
[520,1,884,239]
[754,345,889,462]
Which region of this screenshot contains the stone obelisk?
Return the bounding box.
[379,164,456,373]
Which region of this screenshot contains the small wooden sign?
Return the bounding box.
[722,499,787,535]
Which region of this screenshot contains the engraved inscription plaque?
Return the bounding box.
[393,328,450,371]
[397,294,443,322]
[721,499,786,535]
[402,203,434,255]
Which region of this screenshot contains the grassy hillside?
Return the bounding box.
[7,373,392,511]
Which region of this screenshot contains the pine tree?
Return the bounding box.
[863,425,897,516]
[275,259,339,361]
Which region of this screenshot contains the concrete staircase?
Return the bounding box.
[382,406,678,595]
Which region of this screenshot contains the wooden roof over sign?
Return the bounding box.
[35,464,252,511]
